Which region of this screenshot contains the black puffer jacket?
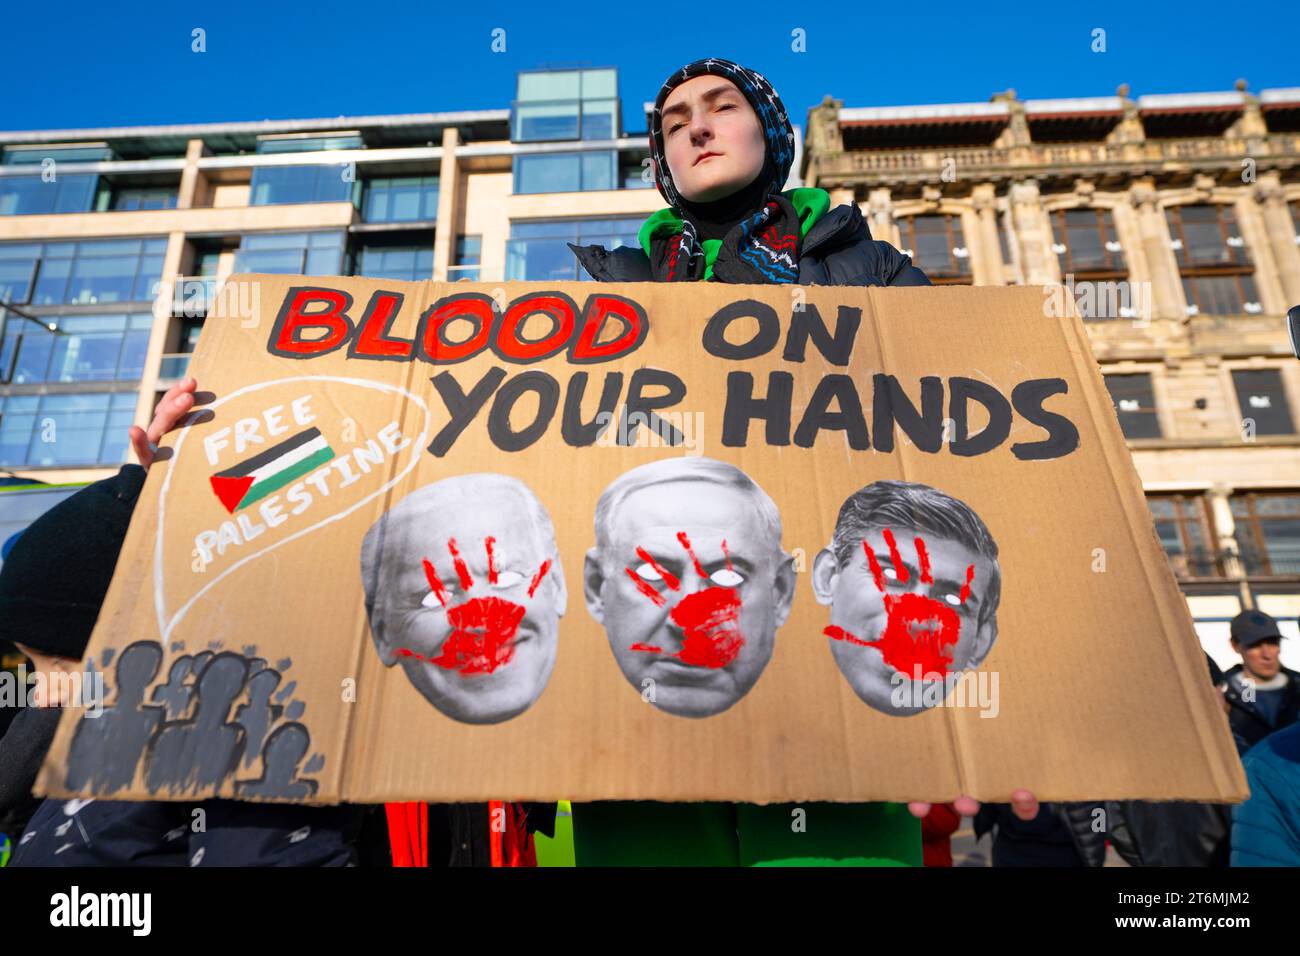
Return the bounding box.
[974,801,1109,867]
[569,201,932,287]
[1220,663,1300,756]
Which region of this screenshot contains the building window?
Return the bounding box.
[0,238,167,306]
[0,312,152,385]
[362,176,439,223]
[110,185,178,211]
[449,235,481,282]
[249,134,361,207]
[514,151,616,195]
[512,69,619,143]
[1165,203,1260,315]
[353,243,433,282]
[621,156,655,190]
[0,243,41,303]
[1232,493,1300,576]
[506,218,640,281]
[179,317,203,352]
[1148,495,1222,579]
[0,146,111,216]
[1051,207,1130,319]
[1053,208,1127,273]
[1233,368,1295,436]
[1103,372,1162,439]
[896,214,970,284]
[0,391,137,467]
[997,210,1014,271]
[233,231,345,276]
[0,175,100,217]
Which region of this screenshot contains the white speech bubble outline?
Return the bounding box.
[154,375,431,643]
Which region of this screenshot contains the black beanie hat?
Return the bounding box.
[648,58,796,212]
[0,464,146,659]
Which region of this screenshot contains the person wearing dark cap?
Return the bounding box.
[1219,609,1300,757]
[569,58,930,286]
[0,464,374,866]
[564,58,1036,866]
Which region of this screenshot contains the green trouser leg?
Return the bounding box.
[736,801,921,866]
[572,801,740,866]
[572,801,920,867]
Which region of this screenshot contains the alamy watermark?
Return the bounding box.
[0,664,104,716]
[890,667,1000,717]
[594,408,705,454]
[1043,274,1153,323]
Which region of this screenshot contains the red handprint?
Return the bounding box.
[396,537,552,676]
[825,528,975,679]
[625,532,745,669]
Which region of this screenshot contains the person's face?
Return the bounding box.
[368,486,564,725]
[813,528,997,716]
[15,643,80,707]
[661,75,767,203]
[585,478,794,718]
[1235,638,1281,681]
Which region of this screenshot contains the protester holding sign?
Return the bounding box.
[100,60,1267,871]
[563,57,1041,866]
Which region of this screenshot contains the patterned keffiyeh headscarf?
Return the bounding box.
[647,58,801,283]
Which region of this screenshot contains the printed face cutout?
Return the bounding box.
[587,468,794,719]
[362,476,564,725]
[813,482,1000,717]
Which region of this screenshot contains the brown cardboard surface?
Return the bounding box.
[36,276,1248,805]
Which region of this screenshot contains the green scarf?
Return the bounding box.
[638,187,832,281]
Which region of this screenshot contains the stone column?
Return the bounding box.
[804,96,844,190]
[1129,180,1185,320]
[176,138,209,210]
[971,183,1004,286]
[432,126,459,281]
[1207,486,1243,580]
[1233,190,1285,315]
[867,187,898,247]
[1009,179,1058,286]
[828,187,855,208]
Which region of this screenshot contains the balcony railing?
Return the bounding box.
[158,353,192,381]
[1165,546,1228,580]
[1238,542,1300,577]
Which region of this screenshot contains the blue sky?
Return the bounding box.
[2,0,1294,132]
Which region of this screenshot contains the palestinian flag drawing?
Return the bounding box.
[209,427,334,514]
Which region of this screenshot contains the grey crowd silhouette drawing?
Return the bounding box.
[66,641,324,799]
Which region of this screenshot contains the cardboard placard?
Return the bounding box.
[37,276,1247,805]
